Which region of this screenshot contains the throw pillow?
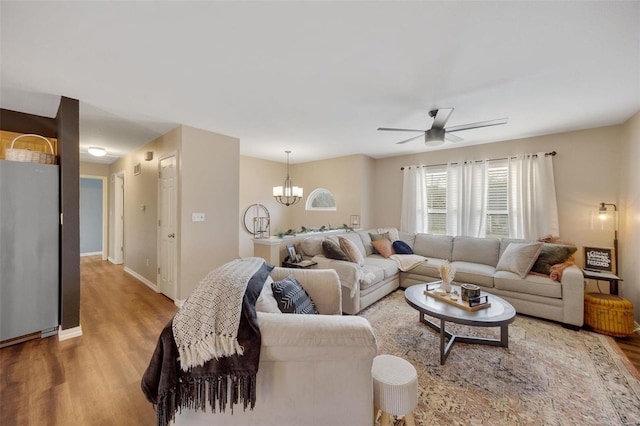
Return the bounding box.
[496,242,544,279]
[392,240,414,255]
[321,239,350,261]
[271,275,318,314]
[255,276,282,313]
[531,244,578,275]
[371,238,396,258]
[377,227,400,242]
[338,236,365,266]
[369,232,390,254]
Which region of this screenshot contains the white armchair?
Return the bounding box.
[173,267,378,426]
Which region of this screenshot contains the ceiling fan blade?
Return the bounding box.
[431,108,454,129]
[395,134,425,145]
[378,127,427,132]
[445,133,463,143]
[446,118,508,133]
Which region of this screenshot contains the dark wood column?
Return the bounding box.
[56,97,80,330]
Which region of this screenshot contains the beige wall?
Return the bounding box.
[109,126,181,284]
[239,156,294,258]
[178,126,240,299]
[80,162,109,177]
[239,154,375,259]
[107,125,239,301]
[620,111,640,320]
[373,125,623,251]
[290,154,372,230]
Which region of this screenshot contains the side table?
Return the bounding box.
[281,260,317,269]
[582,270,622,295]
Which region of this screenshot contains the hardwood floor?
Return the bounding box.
[0,256,177,426]
[1,256,639,425]
[615,332,640,373]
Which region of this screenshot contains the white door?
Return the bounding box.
[112,173,125,264]
[158,156,177,300]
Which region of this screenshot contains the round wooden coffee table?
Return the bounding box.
[404,283,516,365]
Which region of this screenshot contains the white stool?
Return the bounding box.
[372,354,418,426]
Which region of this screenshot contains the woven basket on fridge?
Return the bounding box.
[5,134,57,164]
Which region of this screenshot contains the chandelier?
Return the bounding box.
[273,150,303,206]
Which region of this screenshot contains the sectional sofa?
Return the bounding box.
[297,228,584,328]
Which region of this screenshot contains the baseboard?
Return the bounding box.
[108,256,123,265]
[81,251,102,257]
[124,267,160,292]
[58,325,83,341]
[175,299,186,308]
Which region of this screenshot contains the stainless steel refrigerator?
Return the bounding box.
[0,160,59,342]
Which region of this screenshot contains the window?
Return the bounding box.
[485,162,509,238]
[425,167,447,235]
[305,188,337,211]
[423,162,509,238]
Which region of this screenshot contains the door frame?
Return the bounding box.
[157,152,178,302]
[79,174,108,260]
[111,171,125,265]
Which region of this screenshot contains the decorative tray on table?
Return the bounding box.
[423,282,491,312]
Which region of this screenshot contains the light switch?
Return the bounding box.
[192,212,205,222]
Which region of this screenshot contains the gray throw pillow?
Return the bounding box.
[271,275,318,314]
[531,244,578,275]
[322,239,350,261]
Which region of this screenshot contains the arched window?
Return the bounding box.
[305,188,337,211]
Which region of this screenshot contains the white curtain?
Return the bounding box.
[508,153,559,239]
[400,166,427,234]
[446,161,488,237]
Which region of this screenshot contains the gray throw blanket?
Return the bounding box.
[141,259,273,426]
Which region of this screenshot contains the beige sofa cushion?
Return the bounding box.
[413,234,454,259]
[364,256,399,279]
[451,261,496,288]
[452,236,500,266]
[407,258,446,279]
[494,270,562,298]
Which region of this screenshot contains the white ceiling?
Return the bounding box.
[1,1,639,165]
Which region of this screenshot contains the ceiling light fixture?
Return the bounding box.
[88,147,107,157]
[273,150,303,207]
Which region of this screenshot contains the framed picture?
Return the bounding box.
[286,244,301,263]
[584,246,613,272]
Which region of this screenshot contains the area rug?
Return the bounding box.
[359,289,640,426]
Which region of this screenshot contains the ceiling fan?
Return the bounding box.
[378,108,508,146]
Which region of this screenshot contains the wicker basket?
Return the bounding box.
[5,134,57,164]
[584,293,635,337]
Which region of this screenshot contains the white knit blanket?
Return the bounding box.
[172,257,264,371]
[389,254,427,272]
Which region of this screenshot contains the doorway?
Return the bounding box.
[157,155,177,300]
[79,176,108,260]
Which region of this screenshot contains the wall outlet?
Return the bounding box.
[192,212,205,222]
[145,258,149,267]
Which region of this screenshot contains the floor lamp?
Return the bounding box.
[592,202,618,275]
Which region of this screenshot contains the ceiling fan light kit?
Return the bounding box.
[378,108,508,147]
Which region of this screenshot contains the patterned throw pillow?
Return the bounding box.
[371,238,396,258]
[322,239,350,261]
[531,244,578,275]
[338,236,365,266]
[392,240,414,255]
[271,275,318,314]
